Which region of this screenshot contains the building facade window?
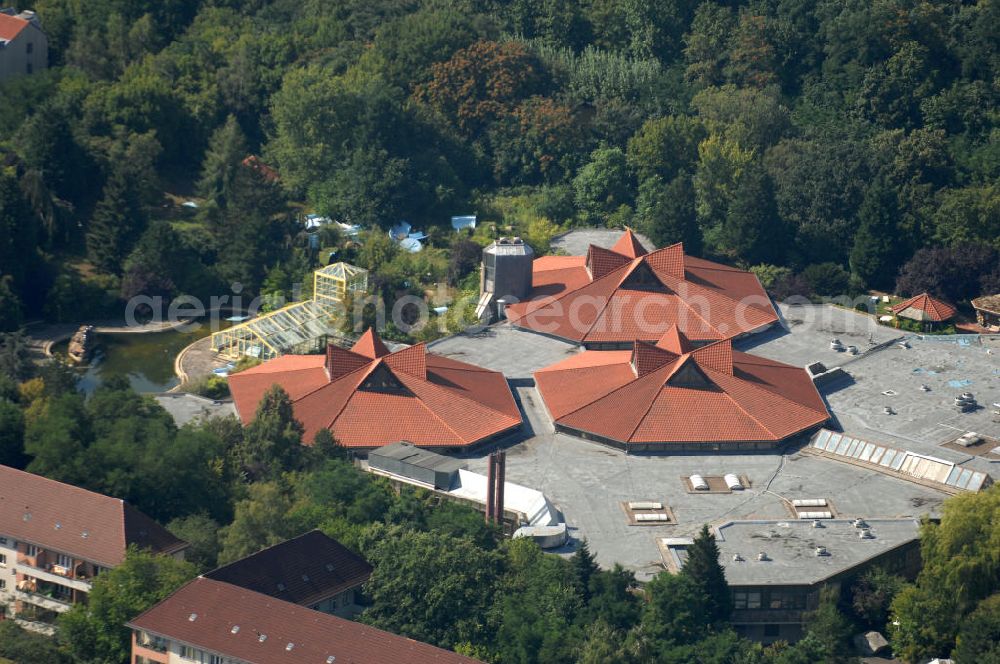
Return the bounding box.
[56,554,72,569]
[26,544,38,557]
[26,42,33,54]
[0,578,6,590]
[26,63,33,74]
[0,553,6,566]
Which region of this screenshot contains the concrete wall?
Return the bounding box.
[0,23,47,82]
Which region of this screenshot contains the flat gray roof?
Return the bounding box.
[550,228,655,256]
[429,324,579,380]
[153,393,237,426]
[369,441,466,474]
[703,518,920,586]
[440,303,996,580]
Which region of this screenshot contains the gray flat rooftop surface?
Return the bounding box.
[369,441,466,473]
[442,303,995,579]
[737,303,901,368]
[551,228,655,256]
[459,384,945,581]
[429,324,579,379]
[707,519,920,586]
[154,393,236,426]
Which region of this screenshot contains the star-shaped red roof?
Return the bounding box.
[534,327,828,447]
[505,231,777,345]
[228,330,522,449]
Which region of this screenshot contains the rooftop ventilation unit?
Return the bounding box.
[724,474,743,490]
[859,528,874,539]
[814,546,830,556]
[286,643,294,651]
[799,511,833,519]
[853,518,868,529]
[792,498,828,507]
[920,384,930,392]
[756,552,770,562]
[188,613,197,622]
[812,520,824,528]
[957,432,982,447]
[732,554,744,562]
[883,406,896,415]
[690,474,709,491]
[628,501,663,510]
[635,513,669,522]
[231,625,240,634]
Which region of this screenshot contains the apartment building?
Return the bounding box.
[202,530,372,618]
[129,577,481,664]
[0,465,187,633]
[0,8,47,81]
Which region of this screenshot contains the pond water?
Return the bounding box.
[53,321,228,394]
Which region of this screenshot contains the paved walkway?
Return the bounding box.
[173,336,229,390]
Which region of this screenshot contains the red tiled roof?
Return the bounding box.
[505,232,777,344]
[0,465,186,567]
[610,228,649,259]
[228,330,521,449]
[0,13,28,41]
[129,577,481,664]
[352,328,390,359]
[891,293,957,322]
[534,328,828,446]
[203,530,371,607]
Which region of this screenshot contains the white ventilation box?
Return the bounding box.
[628,501,663,510]
[792,498,827,507]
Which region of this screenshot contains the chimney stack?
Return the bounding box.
[485,450,506,525]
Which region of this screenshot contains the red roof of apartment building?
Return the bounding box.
[0,13,29,41]
[228,329,521,449]
[505,230,778,345]
[891,293,957,322]
[534,327,828,447]
[129,577,481,664]
[0,465,186,567]
[204,530,371,607]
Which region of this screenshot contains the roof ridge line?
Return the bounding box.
[399,370,519,430]
[624,363,680,441]
[702,365,824,436]
[321,360,382,430]
[294,358,376,402]
[394,372,481,444]
[518,260,631,318]
[556,359,674,424]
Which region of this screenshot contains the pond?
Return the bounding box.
[53,321,229,394]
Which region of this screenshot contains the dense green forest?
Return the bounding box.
[2,342,1000,664]
[1,0,998,335]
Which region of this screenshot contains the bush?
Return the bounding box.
[186,374,230,399]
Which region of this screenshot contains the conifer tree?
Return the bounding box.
[682,523,731,623]
[86,165,145,275]
[572,539,600,602]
